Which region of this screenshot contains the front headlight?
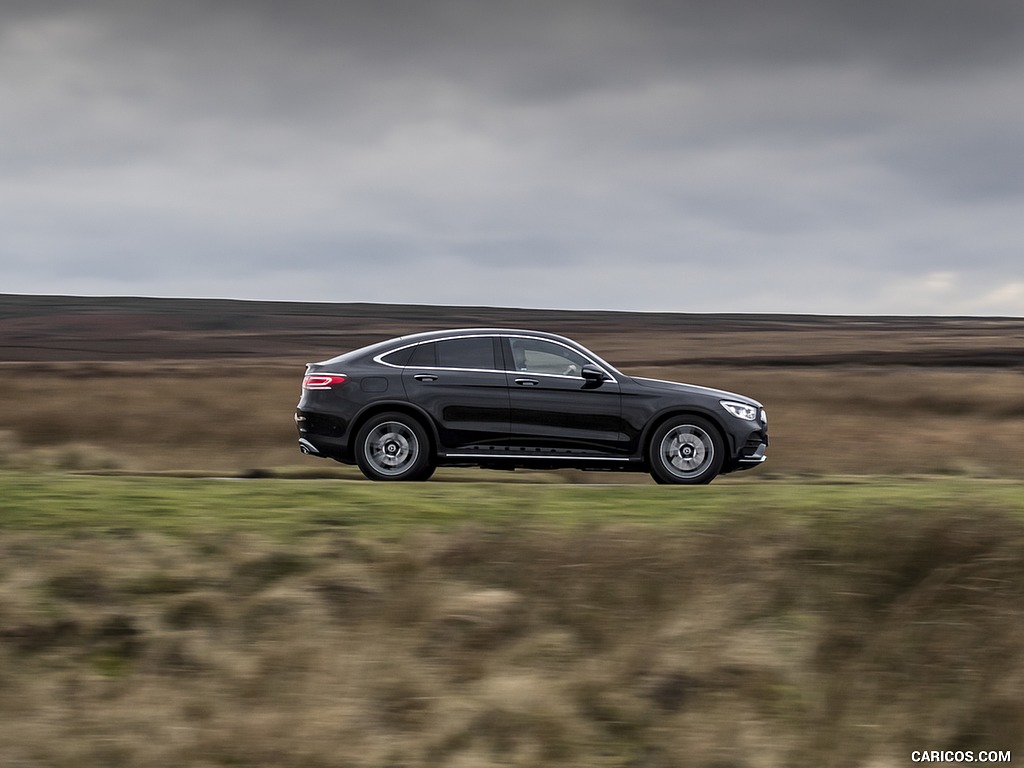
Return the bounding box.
[721,400,759,421]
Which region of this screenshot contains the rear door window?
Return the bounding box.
[435,337,497,370]
[407,342,437,367]
[380,347,413,366]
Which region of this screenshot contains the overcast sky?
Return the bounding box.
[2,1,1023,314]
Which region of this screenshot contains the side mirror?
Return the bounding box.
[581,364,606,385]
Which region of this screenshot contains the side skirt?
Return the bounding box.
[438,450,643,472]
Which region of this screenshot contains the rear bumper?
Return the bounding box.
[295,410,354,463]
[296,434,354,464]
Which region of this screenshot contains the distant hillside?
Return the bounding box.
[2,294,1022,366]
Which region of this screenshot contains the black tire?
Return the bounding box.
[412,464,436,482]
[648,415,724,485]
[354,412,433,481]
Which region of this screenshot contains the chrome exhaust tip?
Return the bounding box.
[298,438,319,456]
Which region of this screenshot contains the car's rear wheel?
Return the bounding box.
[355,412,433,481]
[648,415,724,485]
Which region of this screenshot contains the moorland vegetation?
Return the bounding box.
[2,296,1023,766]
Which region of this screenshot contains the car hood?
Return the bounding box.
[629,376,762,408]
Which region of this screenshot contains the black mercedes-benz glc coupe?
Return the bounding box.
[295,329,768,484]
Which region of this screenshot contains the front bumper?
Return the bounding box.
[735,441,768,468]
[729,418,768,472]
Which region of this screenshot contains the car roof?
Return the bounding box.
[382,328,578,346]
[314,328,599,369]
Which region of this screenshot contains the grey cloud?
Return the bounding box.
[2,0,1023,313]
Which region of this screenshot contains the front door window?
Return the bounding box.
[508,338,590,377]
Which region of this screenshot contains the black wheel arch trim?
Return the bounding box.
[639,407,733,463]
[349,401,440,460]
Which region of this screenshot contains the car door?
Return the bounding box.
[502,335,627,455]
[401,335,511,452]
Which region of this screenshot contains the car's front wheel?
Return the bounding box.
[355,412,433,481]
[648,415,724,485]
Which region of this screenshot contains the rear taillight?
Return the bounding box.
[302,374,347,390]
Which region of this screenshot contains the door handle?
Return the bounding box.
[414,374,438,382]
[514,378,539,386]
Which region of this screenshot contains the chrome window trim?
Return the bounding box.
[374,333,504,374]
[372,333,619,383]
[407,366,508,376]
[509,370,613,382]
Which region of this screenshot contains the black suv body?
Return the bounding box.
[295,329,768,484]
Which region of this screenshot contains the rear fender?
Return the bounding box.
[349,402,440,459]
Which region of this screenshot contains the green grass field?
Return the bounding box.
[3,478,1024,766]
[5,472,1024,537]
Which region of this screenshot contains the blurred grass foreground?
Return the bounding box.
[2,473,1024,766]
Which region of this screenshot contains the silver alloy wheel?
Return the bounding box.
[660,424,714,480]
[364,421,419,477]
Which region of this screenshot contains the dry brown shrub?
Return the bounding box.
[2,514,1024,766]
[2,359,1022,477]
